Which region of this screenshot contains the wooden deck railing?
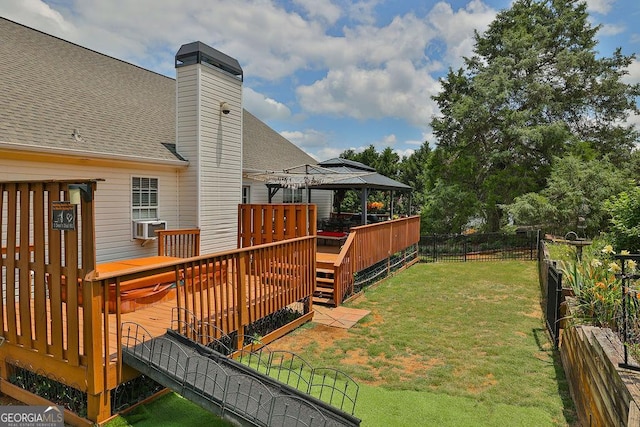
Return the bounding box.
[156,228,200,257]
[0,179,100,420]
[329,216,421,306]
[351,216,421,272]
[89,235,316,415]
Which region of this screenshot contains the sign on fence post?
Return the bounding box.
[52,201,76,231]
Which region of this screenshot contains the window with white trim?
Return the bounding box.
[132,177,158,220]
[283,188,303,203]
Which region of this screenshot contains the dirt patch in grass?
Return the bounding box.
[466,373,498,394]
[273,324,349,354]
[274,321,446,387]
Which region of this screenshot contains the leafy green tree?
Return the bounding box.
[603,187,640,252]
[506,155,629,235]
[421,180,480,234]
[399,141,432,208]
[377,147,400,178]
[429,0,639,232]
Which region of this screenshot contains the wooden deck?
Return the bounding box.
[20,269,307,363]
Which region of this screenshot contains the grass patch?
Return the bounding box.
[105,392,234,427]
[273,261,576,426]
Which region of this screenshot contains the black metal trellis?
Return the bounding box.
[616,254,640,372]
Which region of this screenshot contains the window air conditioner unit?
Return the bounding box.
[133,220,167,240]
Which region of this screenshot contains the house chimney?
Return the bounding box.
[175,42,243,254]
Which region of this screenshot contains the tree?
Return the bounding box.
[429,0,639,232]
[604,187,640,252]
[505,155,630,236]
[421,179,480,234]
[399,141,432,208]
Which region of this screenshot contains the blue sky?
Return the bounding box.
[2,0,638,160]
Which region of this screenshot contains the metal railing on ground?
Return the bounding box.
[121,321,361,426]
[419,231,539,262]
[169,307,359,416]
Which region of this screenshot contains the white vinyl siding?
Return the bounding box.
[0,158,180,263]
[176,62,243,254]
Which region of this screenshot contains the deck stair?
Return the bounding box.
[121,322,360,427]
[314,263,336,306]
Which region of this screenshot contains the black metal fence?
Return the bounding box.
[419,231,539,262]
[538,241,563,348]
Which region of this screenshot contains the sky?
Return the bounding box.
[1,0,639,161]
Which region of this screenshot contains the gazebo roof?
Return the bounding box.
[310,158,411,191]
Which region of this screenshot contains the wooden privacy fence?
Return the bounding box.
[0,179,100,420]
[331,216,421,306]
[238,204,317,247]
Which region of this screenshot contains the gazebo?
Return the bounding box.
[245,158,412,226]
[312,158,412,225]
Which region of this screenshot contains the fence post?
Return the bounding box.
[236,251,249,350]
[433,235,437,262]
[463,236,467,262]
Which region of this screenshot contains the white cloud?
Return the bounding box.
[294,0,342,24]
[599,23,626,36]
[427,0,497,69]
[622,59,640,84]
[585,0,615,15]
[1,0,74,36]
[345,0,382,25]
[243,87,292,120]
[296,60,441,126]
[395,147,415,159]
[280,128,335,160]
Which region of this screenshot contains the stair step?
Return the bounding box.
[314,286,334,295]
[317,262,334,270]
[316,277,334,285]
[313,296,335,305]
[316,268,334,275]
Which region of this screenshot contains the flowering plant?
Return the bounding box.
[560,244,638,329]
[367,201,384,211]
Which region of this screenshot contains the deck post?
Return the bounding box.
[83,277,109,423]
[87,390,111,424]
[236,251,249,349]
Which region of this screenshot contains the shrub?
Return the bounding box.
[603,187,640,252]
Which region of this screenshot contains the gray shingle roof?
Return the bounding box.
[242,110,316,170]
[0,17,180,164]
[0,17,312,169]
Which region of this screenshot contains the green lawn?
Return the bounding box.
[106,261,576,426]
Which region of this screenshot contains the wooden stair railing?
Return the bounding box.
[156,228,200,258]
[314,232,356,306]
